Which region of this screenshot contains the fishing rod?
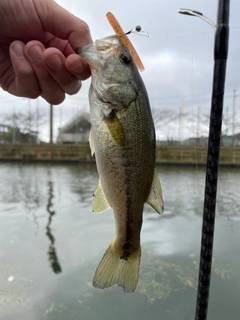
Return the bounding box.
[178,0,230,319]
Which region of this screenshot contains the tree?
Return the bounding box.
[3,108,47,143]
[151,106,178,141]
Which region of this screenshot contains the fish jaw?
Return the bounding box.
[77,43,101,71]
[79,36,138,109]
[77,35,120,72]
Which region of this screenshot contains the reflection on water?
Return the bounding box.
[46,180,62,274]
[0,163,240,320]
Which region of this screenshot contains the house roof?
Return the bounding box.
[61,112,91,133]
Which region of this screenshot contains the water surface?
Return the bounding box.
[0,163,239,320]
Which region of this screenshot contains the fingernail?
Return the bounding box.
[28,45,44,62]
[45,55,62,71]
[12,43,24,57]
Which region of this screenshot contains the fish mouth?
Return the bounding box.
[77,37,118,71]
[77,43,101,71]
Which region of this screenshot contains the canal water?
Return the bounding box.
[0,163,239,320]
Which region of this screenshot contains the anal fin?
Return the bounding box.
[146,168,164,214]
[93,180,111,213]
[89,127,95,156]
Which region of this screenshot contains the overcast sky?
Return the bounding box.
[1,0,240,141]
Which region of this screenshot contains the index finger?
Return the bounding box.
[36,0,93,50]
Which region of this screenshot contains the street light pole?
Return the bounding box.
[177,8,216,29]
[178,1,230,319]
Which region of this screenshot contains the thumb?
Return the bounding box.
[35,0,93,50]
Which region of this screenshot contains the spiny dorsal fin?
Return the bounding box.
[146,168,164,214]
[93,180,111,213]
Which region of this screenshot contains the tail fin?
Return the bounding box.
[93,243,141,293]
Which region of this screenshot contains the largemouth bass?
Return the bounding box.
[78,34,163,292]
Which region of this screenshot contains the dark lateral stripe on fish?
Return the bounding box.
[121,172,140,261]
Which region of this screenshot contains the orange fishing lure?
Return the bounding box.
[106,12,145,72]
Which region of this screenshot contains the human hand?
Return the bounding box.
[0,0,92,104]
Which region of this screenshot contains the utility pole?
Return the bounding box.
[36,99,39,143]
[178,98,184,144]
[225,105,229,141]
[12,108,16,143]
[28,99,31,143]
[59,105,62,144]
[196,106,200,145]
[232,88,236,146]
[75,107,78,144]
[50,104,53,144]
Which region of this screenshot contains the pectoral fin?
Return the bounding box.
[93,180,111,213]
[104,112,125,146]
[89,127,95,156]
[146,168,164,214]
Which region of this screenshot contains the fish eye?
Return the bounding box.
[120,54,132,65]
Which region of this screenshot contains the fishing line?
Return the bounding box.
[190,0,201,177]
[146,30,214,39]
[180,2,201,318]
[146,24,239,39]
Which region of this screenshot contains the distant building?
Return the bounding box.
[221,133,240,146]
[57,113,91,144]
[183,136,208,146]
[184,133,240,146]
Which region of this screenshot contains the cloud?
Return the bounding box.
[1,0,239,141]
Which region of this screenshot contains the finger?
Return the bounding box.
[36,0,93,50]
[65,54,91,81]
[42,48,82,95]
[24,41,65,104]
[8,41,41,98]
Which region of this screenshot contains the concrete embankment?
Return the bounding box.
[0,143,240,166]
